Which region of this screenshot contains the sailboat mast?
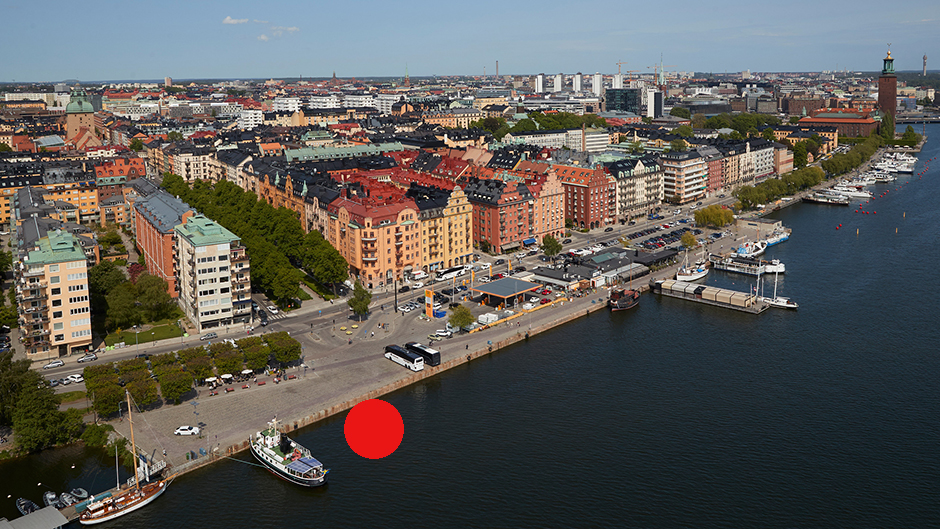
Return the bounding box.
[127,390,140,491]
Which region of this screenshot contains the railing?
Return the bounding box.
[231,253,249,262]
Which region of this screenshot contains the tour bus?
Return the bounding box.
[384,345,425,372]
[435,266,467,282]
[404,341,442,367]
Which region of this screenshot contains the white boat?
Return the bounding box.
[734,240,767,259]
[764,230,790,247]
[249,417,329,487]
[676,247,708,281]
[763,259,786,274]
[760,271,798,310]
[830,185,872,199]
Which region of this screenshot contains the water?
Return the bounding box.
[3,128,939,527]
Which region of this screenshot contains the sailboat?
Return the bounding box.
[761,271,798,309]
[80,391,172,525]
[676,244,708,282]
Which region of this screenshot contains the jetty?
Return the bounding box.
[650,279,768,314]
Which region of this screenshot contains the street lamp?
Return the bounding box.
[135,326,139,354]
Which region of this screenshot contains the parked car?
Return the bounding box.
[43,360,65,370]
[435,329,453,338]
[67,374,84,384]
[428,334,443,342]
[174,426,200,436]
[562,239,572,244]
[515,266,527,272]
[399,285,410,293]
[495,259,505,265]
[540,298,551,305]
[77,353,98,363]
[48,378,59,387]
[604,227,614,232]
[201,332,218,341]
[58,378,71,386]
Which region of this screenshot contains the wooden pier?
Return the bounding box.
[651,279,769,314]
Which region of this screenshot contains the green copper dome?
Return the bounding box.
[65,88,94,114]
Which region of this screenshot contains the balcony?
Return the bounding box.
[26,328,50,338]
[363,256,377,262]
[231,253,249,263]
[361,236,377,242]
[20,292,47,302]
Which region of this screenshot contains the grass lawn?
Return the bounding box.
[57,391,86,404]
[105,322,184,346]
[303,275,337,300]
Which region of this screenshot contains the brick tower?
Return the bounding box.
[878,49,897,121]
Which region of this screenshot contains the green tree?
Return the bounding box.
[673,125,693,138]
[880,112,894,140]
[129,139,144,152]
[0,351,31,426]
[105,282,141,330]
[681,232,697,249]
[0,143,12,152]
[448,304,475,330]
[267,332,302,365]
[135,273,173,322]
[541,235,562,261]
[669,107,691,119]
[762,128,776,141]
[237,337,271,371]
[792,142,808,168]
[669,139,688,152]
[691,113,707,129]
[694,205,736,228]
[347,280,372,320]
[166,131,184,141]
[88,260,127,296]
[0,250,12,276]
[789,116,801,124]
[901,125,921,142]
[12,374,75,452]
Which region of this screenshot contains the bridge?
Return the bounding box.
[896,116,940,124]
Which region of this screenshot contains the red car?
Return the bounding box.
[539,288,552,295]
[540,298,551,305]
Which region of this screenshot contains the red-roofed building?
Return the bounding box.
[799,109,879,137]
[95,157,146,202]
[556,165,616,230]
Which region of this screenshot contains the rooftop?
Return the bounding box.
[175,214,240,247]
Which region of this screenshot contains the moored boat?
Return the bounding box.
[249,417,328,487]
[803,192,850,205]
[60,492,77,507]
[42,491,64,510]
[734,240,767,259]
[71,488,90,501]
[764,230,790,247]
[609,288,640,311]
[831,185,873,199]
[16,498,40,516]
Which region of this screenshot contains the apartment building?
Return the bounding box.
[605,156,665,221]
[135,189,196,298]
[16,229,93,361]
[464,176,537,254]
[175,215,251,331]
[557,165,616,230]
[524,169,566,242]
[404,183,473,271]
[661,150,707,204]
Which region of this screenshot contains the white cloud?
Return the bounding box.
[270,26,300,37]
[254,19,269,24]
[257,34,270,41]
[223,16,248,24]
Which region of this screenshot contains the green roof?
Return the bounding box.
[65,88,94,114]
[27,231,86,265]
[174,214,240,247]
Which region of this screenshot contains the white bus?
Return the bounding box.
[384,345,425,372]
[435,266,466,282]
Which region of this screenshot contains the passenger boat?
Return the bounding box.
[80,391,172,525]
[803,192,850,205]
[764,229,790,247]
[676,250,708,281]
[249,417,329,487]
[608,288,640,311]
[831,185,872,199]
[15,498,40,515]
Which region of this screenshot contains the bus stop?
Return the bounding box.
[470,277,542,309]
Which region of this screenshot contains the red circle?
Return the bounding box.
[344,399,403,459]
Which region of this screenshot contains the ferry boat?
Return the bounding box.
[803,192,849,205]
[734,240,767,259]
[764,229,790,247]
[830,185,872,199]
[80,391,172,525]
[709,254,764,276]
[608,288,640,311]
[249,417,329,487]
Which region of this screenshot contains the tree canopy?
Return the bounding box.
[541,235,562,260]
[669,107,691,119]
[669,139,688,152]
[693,205,736,228]
[347,280,372,319]
[448,305,475,330]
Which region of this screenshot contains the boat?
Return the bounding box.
[676,247,708,281]
[15,498,40,516]
[608,288,640,311]
[760,271,798,310]
[249,417,329,487]
[42,491,64,510]
[71,488,90,501]
[803,192,850,205]
[60,492,77,506]
[763,259,786,274]
[80,391,172,525]
[764,229,790,247]
[830,185,872,199]
[734,240,767,259]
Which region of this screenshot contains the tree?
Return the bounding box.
[154,366,193,405]
[129,139,144,152]
[105,282,141,330]
[673,125,693,138]
[12,374,75,452]
[267,332,302,365]
[669,107,691,119]
[0,143,12,152]
[762,128,776,141]
[88,260,127,295]
[792,142,808,168]
[448,305,475,330]
[541,235,562,261]
[135,273,174,322]
[238,337,271,371]
[0,250,11,276]
[347,280,372,319]
[0,351,31,426]
[880,112,894,140]
[694,205,736,228]
[692,113,707,129]
[166,131,184,141]
[789,116,801,124]
[669,139,688,152]
[681,232,697,249]
[901,125,921,142]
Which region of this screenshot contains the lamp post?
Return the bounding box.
[135,326,139,354]
[179,319,183,344]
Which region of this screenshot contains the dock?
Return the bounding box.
[650,279,768,314]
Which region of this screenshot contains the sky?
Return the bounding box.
[1,0,938,83]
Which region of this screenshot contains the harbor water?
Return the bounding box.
[2,127,939,527]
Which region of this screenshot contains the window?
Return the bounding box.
[69,295,89,304]
[50,276,60,284]
[67,272,87,281]
[55,334,64,342]
[68,284,86,292]
[71,329,91,338]
[53,322,63,331]
[51,288,61,296]
[49,264,59,272]
[70,307,89,315]
[71,318,90,327]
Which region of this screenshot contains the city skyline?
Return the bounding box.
[1,0,938,82]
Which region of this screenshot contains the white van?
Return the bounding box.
[411,270,428,281]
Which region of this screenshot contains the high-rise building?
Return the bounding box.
[661,150,707,205]
[605,88,642,114]
[593,73,603,96]
[554,73,563,92]
[612,74,623,89]
[878,49,898,121]
[535,73,545,94]
[572,73,582,92]
[175,215,251,332]
[924,54,928,76]
[646,90,664,118]
[15,230,93,361]
[164,77,172,87]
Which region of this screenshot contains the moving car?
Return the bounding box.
[43,360,65,370]
[77,353,97,363]
[201,332,218,341]
[267,306,279,315]
[67,374,84,384]
[174,426,200,436]
[605,227,614,232]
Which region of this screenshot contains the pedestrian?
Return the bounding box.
[162,449,166,457]
[466,344,469,350]
[371,331,375,337]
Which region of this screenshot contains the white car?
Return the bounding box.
[412,282,424,289]
[478,276,490,283]
[435,329,453,338]
[43,360,65,370]
[522,302,536,310]
[174,426,201,436]
[267,306,279,315]
[66,374,84,384]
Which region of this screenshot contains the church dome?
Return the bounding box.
[66,88,94,114]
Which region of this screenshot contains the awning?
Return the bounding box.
[522,238,537,246]
[241,369,253,375]
[500,241,521,251]
[220,374,233,379]
[205,377,217,382]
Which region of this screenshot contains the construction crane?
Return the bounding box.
[616,61,629,75]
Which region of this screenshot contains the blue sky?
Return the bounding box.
[1,0,938,82]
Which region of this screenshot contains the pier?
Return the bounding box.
[650,279,769,314]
